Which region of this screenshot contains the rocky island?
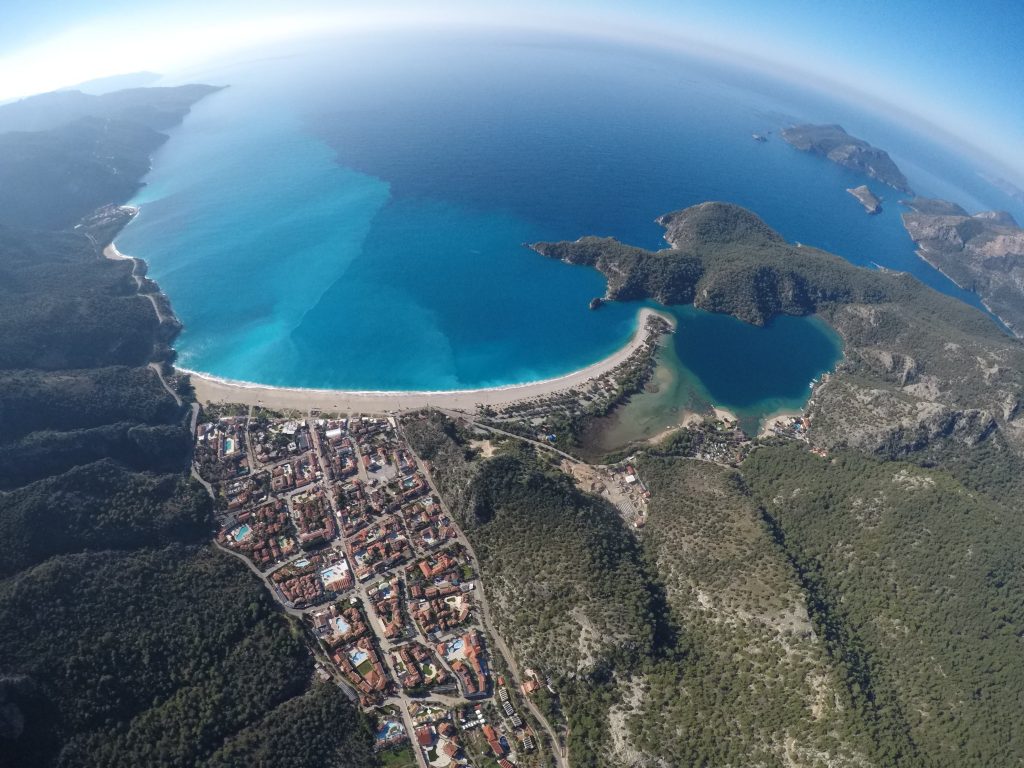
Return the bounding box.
[782,123,912,193]
[846,184,882,214]
[902,196,1024,336]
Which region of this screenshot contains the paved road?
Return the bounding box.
[400,421,570,768]
[148,362,183,407]
[436,407,582,464]
[196,410,568,766]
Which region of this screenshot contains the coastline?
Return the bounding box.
[104,234,174,325]
[189,307,673,413]
[756,407,806,438]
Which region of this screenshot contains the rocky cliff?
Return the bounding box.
[902,197,1024,337]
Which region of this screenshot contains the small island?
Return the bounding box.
[847,184,882,214]
[781,123,912,193]
[589,296,605,310]
[752,132,768,143]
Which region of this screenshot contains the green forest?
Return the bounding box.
[3,78,1024,768]
[742,444,1024,766]
[0,86,375,767]
[406,388,1024,767]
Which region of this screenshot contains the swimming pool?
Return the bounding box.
[232,523,252,542]
[375,720,404,742]
[321,563,349,585]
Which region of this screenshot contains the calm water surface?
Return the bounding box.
[117,30,1017,432]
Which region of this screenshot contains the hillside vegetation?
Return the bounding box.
[405,415,663,765]
[405,414,881,766]
[0,86,374,767]
[631,456,879,767]
[742,444,1024,767]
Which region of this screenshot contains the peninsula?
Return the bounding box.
[532,201,1024,459]
[407,201,1024,768]
[846,184,882,214]
[781,123,912,193]
[902,196,1024,336]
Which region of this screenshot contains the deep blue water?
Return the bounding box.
[117,30,1016,420]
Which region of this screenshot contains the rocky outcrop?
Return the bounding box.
[805,299,1020,459]
[781,124,912,193]
[902,197,1024,337]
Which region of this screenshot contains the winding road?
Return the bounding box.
[399,421,569,768]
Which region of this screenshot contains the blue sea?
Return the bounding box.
[117,29,1021,429]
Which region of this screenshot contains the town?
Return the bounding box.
[195,408,559,768]
[192,390,820,767]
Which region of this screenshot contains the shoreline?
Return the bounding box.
[189,307,673,413]
[756,407,806,438]
[104,235,173,325]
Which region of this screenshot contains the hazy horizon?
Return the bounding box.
[0,1,1022,185]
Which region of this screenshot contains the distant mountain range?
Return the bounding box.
[0,85,222,230]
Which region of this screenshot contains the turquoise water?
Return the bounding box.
[117,30,1017,421]
[582,308,843,452]
[321,564,348,583]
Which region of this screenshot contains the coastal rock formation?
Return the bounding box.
[781,123,912,193]
[846,184,882,214]
[901,196,1024,336]
[531,202,1024,460]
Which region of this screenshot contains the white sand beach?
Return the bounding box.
[190,307,672,414]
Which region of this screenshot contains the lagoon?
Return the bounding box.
[116,29,1017,429]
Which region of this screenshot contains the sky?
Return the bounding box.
[1,0,1022,181]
